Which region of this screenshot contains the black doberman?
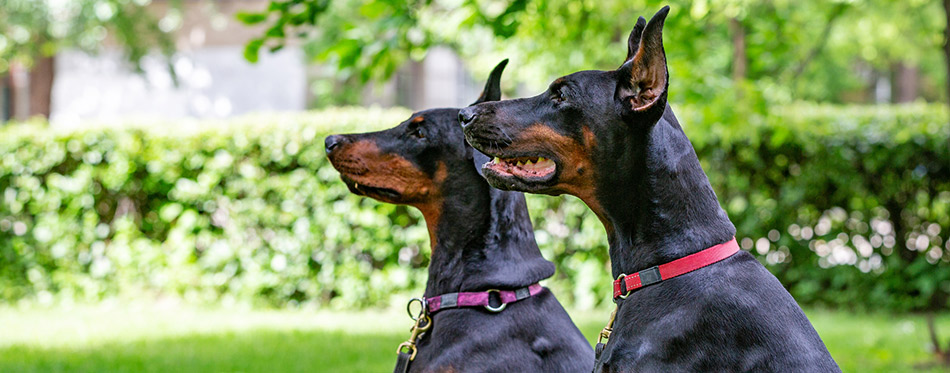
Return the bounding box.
[325,60,593,372]
[460,7,839,372]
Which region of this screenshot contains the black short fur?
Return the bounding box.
[460,8,839,372]
[326,60,593,372]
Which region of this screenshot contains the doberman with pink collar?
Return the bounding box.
[460,7,839,372]
[325,60,593,372]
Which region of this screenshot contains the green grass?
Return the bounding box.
[0,305,947,372]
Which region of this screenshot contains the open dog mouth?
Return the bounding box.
[465,132,560,191]
[478,153,560,192]
[485,156,557,180]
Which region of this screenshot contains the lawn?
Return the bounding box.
[0,304,947,372]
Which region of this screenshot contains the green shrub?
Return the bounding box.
[697,104,950,312]
[1,104,947,311]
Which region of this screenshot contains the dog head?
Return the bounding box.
[325,59,509,209]
[460,7,670,212]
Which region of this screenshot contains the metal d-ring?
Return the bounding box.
[397,341,418,360]
[484,289,507,312]
[616,273,633,300]
[406,297,427,321]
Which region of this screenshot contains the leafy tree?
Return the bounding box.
[0,0,177,119]
[241,0,946,109]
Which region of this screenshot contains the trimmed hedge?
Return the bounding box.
[1,105,948,311]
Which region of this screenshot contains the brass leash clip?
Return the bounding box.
[599,273,626,347]
[396,314,431,360]
[397,297,432,361]
[597,306,618,346]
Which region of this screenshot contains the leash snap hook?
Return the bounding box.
[406,297,427,321]
[395,314,431,361]
[483,289,507,312]
[598,306,618,344]
[396,341,418,360]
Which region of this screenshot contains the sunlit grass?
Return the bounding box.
[0,305,947,372]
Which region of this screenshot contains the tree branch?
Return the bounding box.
[791,3,848,80]
[930,314,943,355]
[730,18,747,83]
[943,0,950,129]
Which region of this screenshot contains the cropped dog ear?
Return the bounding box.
[617,6,669,115]
[471,59,508,105]
[624,16,648,64]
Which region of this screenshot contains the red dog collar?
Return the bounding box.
[426,283,543,313]
[613,238,740,299]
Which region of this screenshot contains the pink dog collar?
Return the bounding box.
[426,283,544,313]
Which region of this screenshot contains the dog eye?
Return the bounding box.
[552,89,566,104]
[411,127,425,139]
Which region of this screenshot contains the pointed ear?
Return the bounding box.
[617,6,669,113]
[472,59,508,105]
[624,16,648,64]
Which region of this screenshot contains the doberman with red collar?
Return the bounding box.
[460,7,839,372]
[325,60,593,372]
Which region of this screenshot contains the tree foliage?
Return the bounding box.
[0,0,176,74]
[240,0,946,107]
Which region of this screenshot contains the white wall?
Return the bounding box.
[421,46,480,109]
[50,46,306,127]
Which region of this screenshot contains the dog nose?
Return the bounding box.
[325,135,343,154]
[458,107,478,128]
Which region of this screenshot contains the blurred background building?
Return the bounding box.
[0,0,479,127]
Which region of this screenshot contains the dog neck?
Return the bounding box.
[419,164,555,298]
[597,105,736,277]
